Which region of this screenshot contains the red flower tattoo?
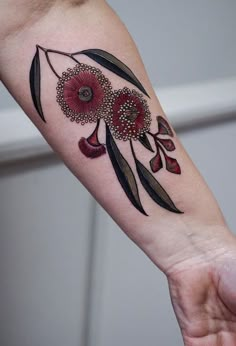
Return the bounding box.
[105,87,151,141]
[30,45,183,215]
[56,63,113,124]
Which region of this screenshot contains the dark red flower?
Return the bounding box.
[56,63,113,124]
[106,87,151,141]
[78,121,106,158]
[79,137,106,158]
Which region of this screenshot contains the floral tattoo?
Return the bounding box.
[30,45,183,215]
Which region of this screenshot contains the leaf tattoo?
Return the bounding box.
[29,45,183,215]
[130,141,182,214]
[106,125,147,216]
[29,46,45,122]
[79,49,150,97]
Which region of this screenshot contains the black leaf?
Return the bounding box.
[29,47,45,122]
[80,49,149,97]
[134,158,183,214]
[138,133,154,152]
[106,125,147,216]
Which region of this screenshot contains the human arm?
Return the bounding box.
[1,1,236,344]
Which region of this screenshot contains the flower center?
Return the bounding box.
[119,100,139,123]
[124,107,139,122]
[78,86,93,102]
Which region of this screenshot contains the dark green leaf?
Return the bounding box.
[106,125,147,216]
[138,133,154,152]
[29,47,46,122]
[80,49,149,97]
[134,158,183,214]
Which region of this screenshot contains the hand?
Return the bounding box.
[168,230,236,346]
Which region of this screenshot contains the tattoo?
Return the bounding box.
[29,45,183,215]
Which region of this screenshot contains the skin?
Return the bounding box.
[0,1,236,344]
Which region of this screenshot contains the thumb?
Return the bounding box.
[218,258,236,314]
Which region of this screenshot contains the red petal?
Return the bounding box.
[157,116,174,137]
[157,138,175,151]
[63,71,104,114]
[165,155,181,174]
[150,152,163,173]
[79,137,106,158]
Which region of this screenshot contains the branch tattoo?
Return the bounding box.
[30,45,183,215]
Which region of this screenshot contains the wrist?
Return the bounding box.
[165,224,236,345]
[142,221,235,277]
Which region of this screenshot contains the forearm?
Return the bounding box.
[0,0,232,275]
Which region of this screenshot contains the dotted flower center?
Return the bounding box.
[105,87,151,141]
[119,100,140,122]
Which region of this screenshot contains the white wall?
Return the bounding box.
[0,159,94,346]
[107,0,236,87]
[0,1,236,346]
